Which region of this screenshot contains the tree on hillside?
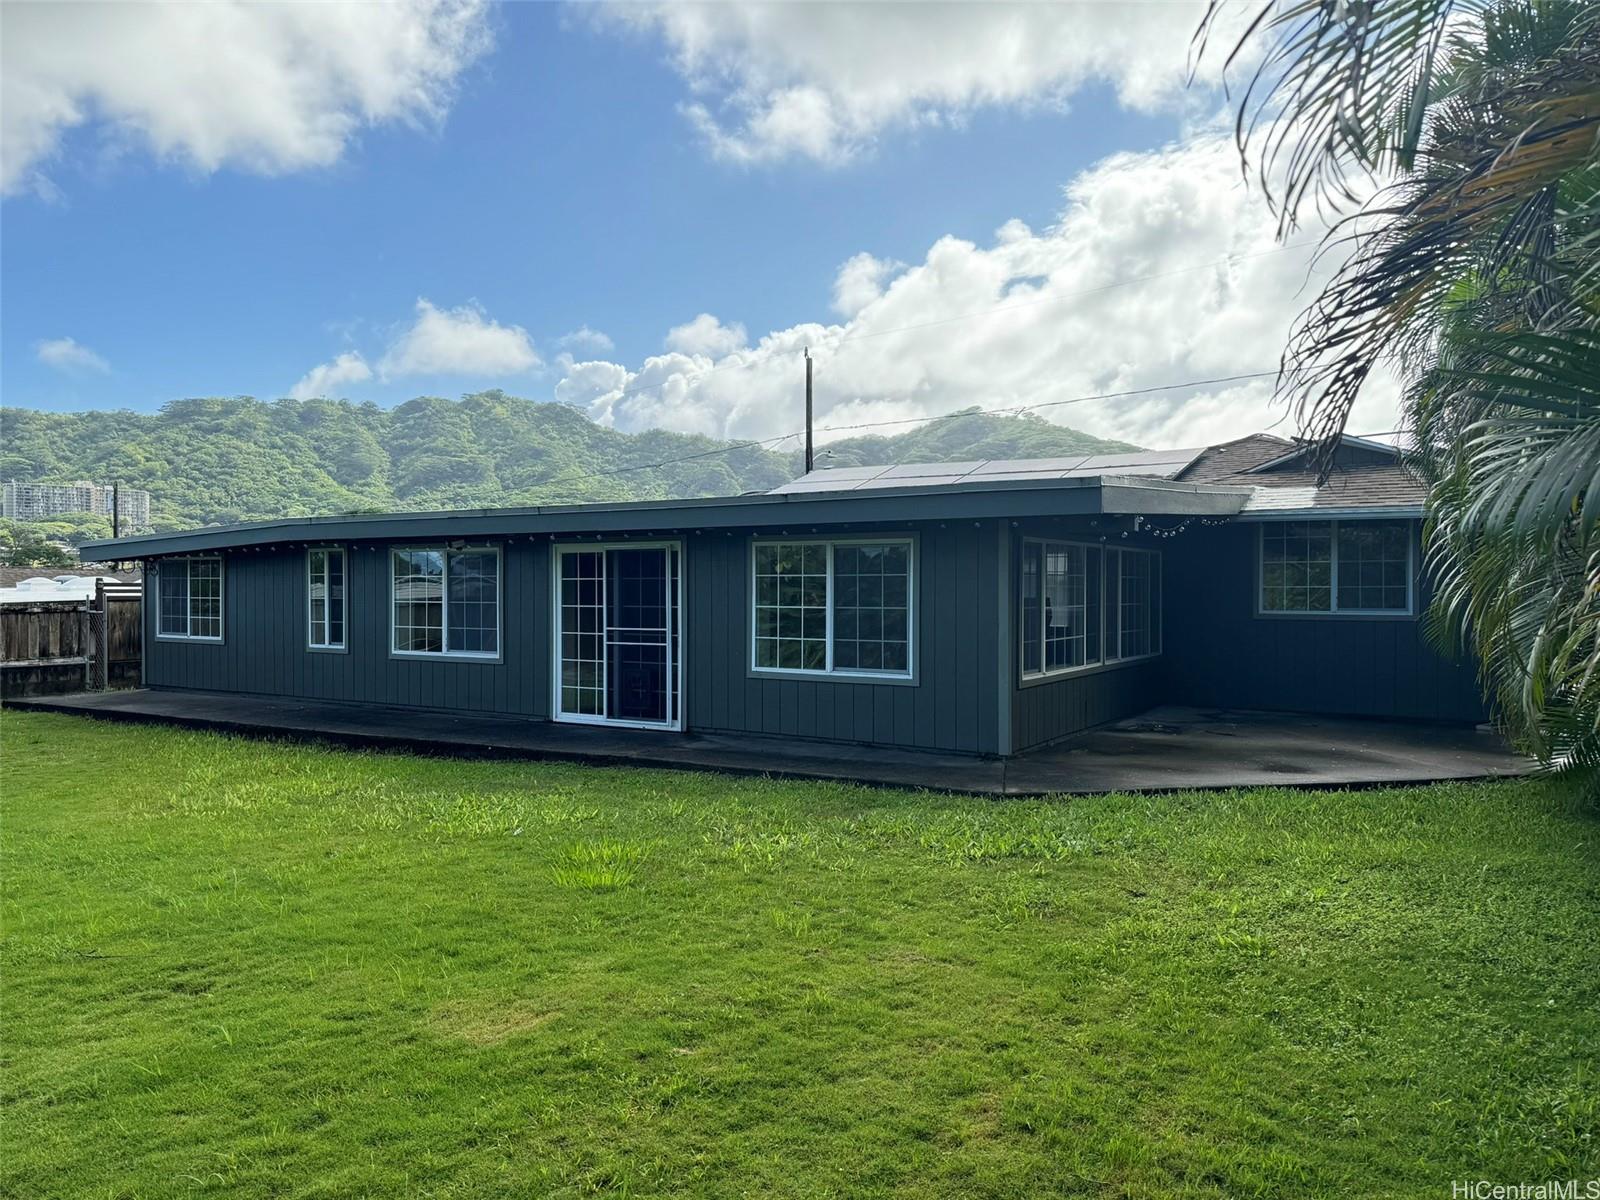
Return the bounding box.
[1201,0,1600,778]
[0,521,76,568]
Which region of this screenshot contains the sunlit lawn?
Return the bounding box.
[3,712,1596,1198]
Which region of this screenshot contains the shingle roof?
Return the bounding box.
[1178,434,1425,514]
[1173,434,1296,482]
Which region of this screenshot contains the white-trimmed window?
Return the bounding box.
[1259,520,1413,615]
[307,547,347,650]
[1020,540,1159,679]
[156,556,223,641]
[391,546,501,658]
[752,538,913,677]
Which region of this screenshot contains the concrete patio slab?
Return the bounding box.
[5,689,1529,795]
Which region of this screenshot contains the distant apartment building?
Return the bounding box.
[1,480,152,530]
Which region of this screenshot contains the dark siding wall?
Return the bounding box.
[144,544,550,717]
[1162,522,1485,722]
[683,522,1003,755]
[1005,523,1167,752]
[1012,660,1164,752]
[145,524,1005,754]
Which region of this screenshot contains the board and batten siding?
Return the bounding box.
[143,543,551,718]
[682,521,1004,755]
[143,523,1007,754]
[1005,522,1168,753]
[1011,660,1165,753]
[1161,521,1485,722]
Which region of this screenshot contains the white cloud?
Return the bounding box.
[832,252,903,317]
[1,0,491,196]
[36,336,109,374]
[554,132,1400,451]
[289,351,372,400]
[596,2,1253,165]
[557,326,616,355]
[378,299,541,379]
[664,312,747,358]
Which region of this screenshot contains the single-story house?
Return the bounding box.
[76,432,1485,759]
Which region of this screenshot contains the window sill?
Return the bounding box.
[155,633,224,644]
[390,650,503,663]
[749,666,918,687]
[307,643,349,655]
[1019,653,1160,689]
[1254,610,1416,622]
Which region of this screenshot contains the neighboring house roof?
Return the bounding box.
[0,570,139,605]
[0,566,139,588]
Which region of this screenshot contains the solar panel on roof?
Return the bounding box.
[879,460,987,479]
[853,472,970,489]
[967,455,1091,475]
[765,446,1205,495]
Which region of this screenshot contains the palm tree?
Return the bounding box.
[1197,0,1600,778]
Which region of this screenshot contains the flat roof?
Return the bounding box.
[768,448,1205,494]
[79,473,1251,559]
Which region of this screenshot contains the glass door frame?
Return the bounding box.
[550,540,684,731]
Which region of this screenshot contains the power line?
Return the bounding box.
[583,239,1320,407]
[531,368,1282,501]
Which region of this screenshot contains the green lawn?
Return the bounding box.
[3,713,1597,1198]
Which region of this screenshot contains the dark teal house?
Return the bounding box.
[80,433,1484,759]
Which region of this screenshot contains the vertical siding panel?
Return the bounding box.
[874,685,894,746]
[933,526,958,750]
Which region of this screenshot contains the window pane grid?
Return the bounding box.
[158,557,222,639]
[390,547,498,656]
[1336,523,1409,611]
[752,539,912,678]
[560,550,605,715]
[832,542,910,674]
[1117,551,1153,659]
[308,548,346,649]
[1260,521,1410,614]
[1021,541,1157,679]
[754,541,829,672]
[447,551,499,655]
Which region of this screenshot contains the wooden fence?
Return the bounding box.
[1,581,142,697]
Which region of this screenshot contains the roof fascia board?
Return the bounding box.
[1235,505,1426,521]
[81,477,1250,559]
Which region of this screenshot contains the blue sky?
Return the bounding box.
[0,2,1396,449]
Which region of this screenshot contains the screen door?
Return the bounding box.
[554,543,681,730]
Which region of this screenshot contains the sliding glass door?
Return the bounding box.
[553,543,682,730]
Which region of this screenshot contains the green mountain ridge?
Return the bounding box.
[0,392,1139,534]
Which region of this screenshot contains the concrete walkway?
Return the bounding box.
[6,689,1528,796]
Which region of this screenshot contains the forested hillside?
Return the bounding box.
[0,392,1137,532]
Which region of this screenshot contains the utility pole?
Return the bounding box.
[804,348,814,474]
[112,481,120,540]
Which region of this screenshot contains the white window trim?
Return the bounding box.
[306,546,348,652]
[748,535,917,682]
[388,545,503,661]
[154,555,224,643]
[1256,520,1415,617]
[550,540,684,732]
[1019,538,1162,683]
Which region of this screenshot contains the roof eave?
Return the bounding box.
[1235,504,1426,522]
[78,477,1252,559]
